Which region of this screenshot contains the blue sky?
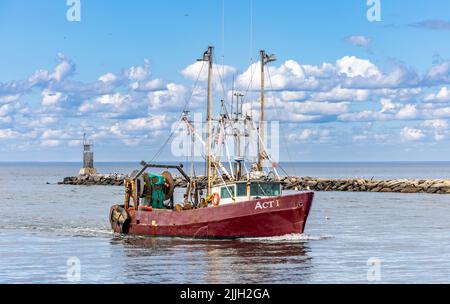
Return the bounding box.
[1,0,450,162]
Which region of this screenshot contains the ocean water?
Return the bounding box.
[1,162,450,284]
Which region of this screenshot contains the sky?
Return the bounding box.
[1,0,450,162]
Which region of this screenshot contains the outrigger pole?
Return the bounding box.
[198,46,214,195]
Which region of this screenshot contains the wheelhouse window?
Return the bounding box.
[250,182,281,197]
[220,185,235,199]
[236,183,247,197]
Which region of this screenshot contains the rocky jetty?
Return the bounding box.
[59,174,128,186]
[280,177,450,194]
[59,174,450,194]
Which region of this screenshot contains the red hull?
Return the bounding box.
[110,192,314,239]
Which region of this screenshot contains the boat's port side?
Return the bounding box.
[110,192,313,238]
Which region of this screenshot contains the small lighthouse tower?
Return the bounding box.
[79,133,97,175]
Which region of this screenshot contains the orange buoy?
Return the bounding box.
[212,193,220,206]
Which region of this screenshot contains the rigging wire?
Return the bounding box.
[249,0,253,63]
[249,118,280,179]
[183,116,231,181]
[149,61,206,162]
[213,54,231,108]
[266,66,292,178]
[241,59,258,117]
[222,0,225,76]
[219,119,235,181]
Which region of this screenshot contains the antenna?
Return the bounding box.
[233,92,244,119]
[249,0,253,63]
[222,0,225,75]
[231,75,235,118]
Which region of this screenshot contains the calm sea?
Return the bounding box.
[1,162,450,283]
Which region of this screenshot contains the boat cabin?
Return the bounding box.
[211,180,282,205]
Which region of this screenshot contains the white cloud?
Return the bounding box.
[336,56,381,78]
[265,60,307,87]
[0,94,20,105]
[68,140,82,147]
[346,35,371,48]
[107,115,168,146]
[236,60,321,91]
[338,110,389,122]
[276,112,321,123]
[79,93,134,115]
[78,102,94,113]
[0,129,19,139]
[434,133,445,141]
[39,116,58,126]
[40,139,61,147]
[424,61,450,85]
[400,127,425,141]
[423,119,448,129]
[96,93,130,106]
[342,101,436,123]
[341,61,419,89]
[42,90,67,106]
[16,114,55,128]
[280,91,308,101]
[297,129,313,140]
[125,59,150,81]
[422,119,448,141]
[311,87,369,102]
[0,104,12,117]
[352,134,368,142]
[98,73,118,84]
[424,87,450,102]
[41,129,70,140]
[380,98,396,113]
[422,106,450,119]
[302,63,335,78]
[396,104,417,120]
[28,70,50,86]
[352,132,387,142]
[50,53,75,82]
[147,83,187,111]
[288,129,331,142]
[0,116,12,124]
[119,115,168,132]
[134,79,166,91]
[285,101,349,116]
[234,55,420,93]
[181,61,236,82]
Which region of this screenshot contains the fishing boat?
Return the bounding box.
[109,47,314,238]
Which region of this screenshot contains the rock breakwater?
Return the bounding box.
[59,174,450,194]
[281,177,450,194]
[59,174,128,186]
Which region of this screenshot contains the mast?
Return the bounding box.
[198,46,214,195]
[258,50,276,172]
[233,92,244,179]
[258,50,265,171]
